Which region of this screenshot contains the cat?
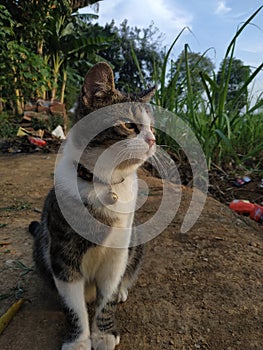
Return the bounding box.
[29,62,156,350]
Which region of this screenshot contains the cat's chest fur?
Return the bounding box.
[80,244,129,285]
[78,171,137,282]
[79,170,138,230]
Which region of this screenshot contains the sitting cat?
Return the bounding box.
[29,62,156,350]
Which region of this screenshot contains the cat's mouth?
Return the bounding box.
[116,145,156,170]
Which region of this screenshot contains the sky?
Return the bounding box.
[82,0,263,98]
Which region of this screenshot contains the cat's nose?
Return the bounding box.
[146,137,156,148]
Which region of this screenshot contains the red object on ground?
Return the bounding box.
[229,200,263,223]
[28,136,46,147]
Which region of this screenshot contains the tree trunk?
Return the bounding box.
[37,40,44,56]
[51,53,61,101]
[15,89,24,115]
[51,72,58,101]
[60,70,67,103]
[51,84,57,101]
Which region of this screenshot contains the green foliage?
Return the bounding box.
[100,20,164,93]
[31,113,64,132]
[153,27,187,113]
[0,0,106,112]
[0,112,18,138]
[0,4,52,113]
[231,113,263,162]
[151,6,263,170]
[62,67,83,110]
[0,1,262,173]
[216,58,251,114]
[172,49,215,97]
[6,42,51,96]
[43,9,111,101]
[1,1,90,50]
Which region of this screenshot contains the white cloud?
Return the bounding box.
[95,0,193,46]
[215,1,231,15]
[240,44,263,55]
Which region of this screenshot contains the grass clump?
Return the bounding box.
[149,6,263,171]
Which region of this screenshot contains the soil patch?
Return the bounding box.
[0,154,262,350]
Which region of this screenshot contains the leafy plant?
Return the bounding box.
[151,6,263,170]
[0,112,18,138]
[100,20,164,93]
[0,1,108,113]
[8,260,34,276]
[0,5,51,114]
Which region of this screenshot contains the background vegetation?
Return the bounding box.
[0,1,262,171]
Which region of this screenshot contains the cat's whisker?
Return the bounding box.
[150,156,164,178]
[115,148,130,164]
[115,146,139,165]
[150,152,170,179]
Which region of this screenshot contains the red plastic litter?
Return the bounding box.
[28,136,46,147]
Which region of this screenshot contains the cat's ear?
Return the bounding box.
[82,62,116,105]
[138,86,157,103]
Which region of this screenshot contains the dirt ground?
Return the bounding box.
[0,153,262,350]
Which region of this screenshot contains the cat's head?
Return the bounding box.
[74,62,156,122]
[73,62,156,183]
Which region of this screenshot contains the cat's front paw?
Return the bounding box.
[91,332,120,350]
[62,338,91,350]
[118,286,128,303]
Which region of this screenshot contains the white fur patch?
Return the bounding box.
[81,246,129,301]
[91,332,120,350]
[62,339,91,350]
[54,278,90,344]
[118,287,128,303]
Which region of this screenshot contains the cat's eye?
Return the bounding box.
[123,121,139,134]
[125,122,136,129]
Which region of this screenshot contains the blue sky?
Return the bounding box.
[83,0,263,97]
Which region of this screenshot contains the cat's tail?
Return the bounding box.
[29,220,56,290]
[29,221,40,237]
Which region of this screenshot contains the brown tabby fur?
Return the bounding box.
[29,62,156,350]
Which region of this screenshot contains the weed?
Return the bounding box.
[0,201,31,212]
[5,259,34,276]
[11,282,26,299]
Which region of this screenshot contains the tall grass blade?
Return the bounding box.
[130,43,146,88]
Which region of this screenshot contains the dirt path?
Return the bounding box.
[0,154,262,350]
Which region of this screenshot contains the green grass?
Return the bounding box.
[150,6,263,171]
[6,259,34,276]
[0,201,31,211]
